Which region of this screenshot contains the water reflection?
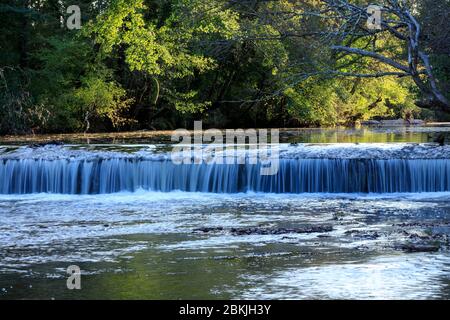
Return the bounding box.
[1,125,450,145]
[239,254,450,300]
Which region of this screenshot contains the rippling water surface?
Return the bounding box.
[0,191,449,299]
[1,126,450,299]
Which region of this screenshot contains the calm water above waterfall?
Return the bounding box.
[1,124,450,145]
[1,126,449,299]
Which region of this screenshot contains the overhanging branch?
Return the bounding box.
[331,45,410,73]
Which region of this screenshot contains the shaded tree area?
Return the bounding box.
[0,0,449,134]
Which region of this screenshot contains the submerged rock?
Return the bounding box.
[380,119,409,126]
[29,141,64,148]
[361,120,381,126]
[332,211,347,221]
[396,243,440,253]
[403,229,432,240]
[345,230,380,240]
[193,227,224,233]
[192,225,333,236]
[230,225,333,236]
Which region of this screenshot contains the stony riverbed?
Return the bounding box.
[0,192,449,299]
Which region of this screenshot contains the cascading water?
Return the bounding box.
[1,149,450,194]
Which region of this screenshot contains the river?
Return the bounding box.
[0,126,449,299]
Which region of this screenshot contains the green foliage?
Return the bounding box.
[0,0,449,134]
[30,36,133,132]
[86,0,232,114]
[73,72,134,131]
[284,81,339,126]
[284,76,419,127]
[0,68,42,134]
[335,77,418,123]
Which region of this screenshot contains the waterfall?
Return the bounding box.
[1,158,449,194]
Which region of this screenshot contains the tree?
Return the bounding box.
[1,0,449,133]
[302,0,448,110]
[87,0,240,126]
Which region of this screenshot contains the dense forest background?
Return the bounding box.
[0,0,449,134]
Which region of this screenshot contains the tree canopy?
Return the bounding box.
[1,0,449,134]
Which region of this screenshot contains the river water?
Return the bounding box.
[0,126,449,299]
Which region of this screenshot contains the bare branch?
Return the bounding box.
[331,45,410,73]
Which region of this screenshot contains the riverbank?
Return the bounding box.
[1,124,450,145]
